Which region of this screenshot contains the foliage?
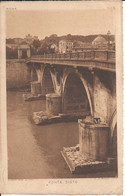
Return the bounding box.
[6,38,15,44]
[37,42,55,55]
[6,47,18,59]
[32,40,41,49]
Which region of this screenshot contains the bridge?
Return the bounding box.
[25,50,116,123]
[24,49,117,171]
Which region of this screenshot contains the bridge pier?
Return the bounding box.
[31,81,41,96]
[78,118,109,161]
[46,93,62,115]
[61,116,116,174]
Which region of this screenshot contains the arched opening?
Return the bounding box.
[22,49,27,59]
[31,67,38,82]
[41,67,54,95]
[63,73,90,114]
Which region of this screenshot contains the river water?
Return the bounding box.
[7,91,117,179]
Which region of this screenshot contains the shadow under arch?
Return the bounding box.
[31,66,38,82]
[62,72,93,115]
[111,124,117,158]
[41,66,54,95]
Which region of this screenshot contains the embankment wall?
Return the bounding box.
[6,60,31,90]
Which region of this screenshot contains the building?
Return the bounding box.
[18,44,30,59]
[50,43,58,53]
[109,41,115,50]
[13,38,24,45]
[72,41,97,52]
[92,35,108,50]
[59,40,73,53]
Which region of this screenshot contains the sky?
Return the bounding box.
[6,9,115,40]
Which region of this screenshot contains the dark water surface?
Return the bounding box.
[7,91,117,179]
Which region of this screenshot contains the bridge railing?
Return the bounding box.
[30,50,115,62]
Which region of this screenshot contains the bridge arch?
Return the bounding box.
[62,71,93,115]
[110,109,117,138]
[41,66,55,95]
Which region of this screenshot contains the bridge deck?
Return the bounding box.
[26,50,116,72]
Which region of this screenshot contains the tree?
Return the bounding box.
[37,41,55,55]
[50,34,58,38]
[32,40,41,49]
[67,34,72,40]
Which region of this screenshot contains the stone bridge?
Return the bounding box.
[25,50,117,167]
[26,50,116,120]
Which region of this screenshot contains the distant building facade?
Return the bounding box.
[72,41,97,52]
[92,35,115,50]
[50,43,58,53]
[72,40,98,52]
[59,40,73,53]
[18,44,30,59]
[92,35,108,50]
[13,38,24,45]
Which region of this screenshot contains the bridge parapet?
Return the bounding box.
[27,50,115,72]
[30,50,115,62]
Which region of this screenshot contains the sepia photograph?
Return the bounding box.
[0,1,123,194]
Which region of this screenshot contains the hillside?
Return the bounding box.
[6,34,115,46]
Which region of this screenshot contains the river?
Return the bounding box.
[7,91,117,179]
